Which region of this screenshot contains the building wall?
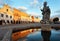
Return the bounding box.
[0,4,13,24]
[0,4,41,23]
[13,8,30,22]
[34,18,40,22]
[31,16,40,22]
[0,4,13,16]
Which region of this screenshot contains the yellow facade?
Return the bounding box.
[31,16,40,22]
[0,4,40,22]
[13,8,30,21]
[0,4,13,16]
[34,18,40,22]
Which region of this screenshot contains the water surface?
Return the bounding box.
[18,29,60,41]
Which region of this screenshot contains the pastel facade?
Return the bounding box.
[13,8,32,23]
[0,5,13,24]
[0,4,40,25]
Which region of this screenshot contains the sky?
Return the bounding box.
[0,0,60,19]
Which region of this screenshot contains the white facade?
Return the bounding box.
[0,12,13,24]
[34,18,40,22]
[20,16,32,22]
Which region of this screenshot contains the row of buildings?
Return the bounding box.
[0,4,41,40]
[0,4,40,25]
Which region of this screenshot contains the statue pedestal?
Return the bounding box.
[41,24,51,41]
[41,24,51,31]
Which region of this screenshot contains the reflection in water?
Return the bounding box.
[41,30,51,41]
[18,29,60,41]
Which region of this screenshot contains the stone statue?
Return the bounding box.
[41,2,51,24]
[41,2,51,41]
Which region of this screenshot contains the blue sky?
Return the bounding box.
[0,0,60,19]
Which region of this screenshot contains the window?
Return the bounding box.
[11,20,13,23]
[6,9,8,12]
[7,20,9,23]
[6,15,8,18]
[1,14,4,17]
[10,16,12,18]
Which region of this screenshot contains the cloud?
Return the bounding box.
[27,12,42,17]
[30,0,40,8]
[31,0,39,5]
[51,14,60,18]
[55,10,60,13]
[51,10,60,18]
[0,0,4,5]
[18,6,28,12]
[0,0,13,5]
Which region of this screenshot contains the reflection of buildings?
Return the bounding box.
[0,4,40,25]
[12,29,41,41]
[12,29,32,41]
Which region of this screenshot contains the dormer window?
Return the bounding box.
[6,9,8,12]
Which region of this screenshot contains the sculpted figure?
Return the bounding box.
[41,2,51,23]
